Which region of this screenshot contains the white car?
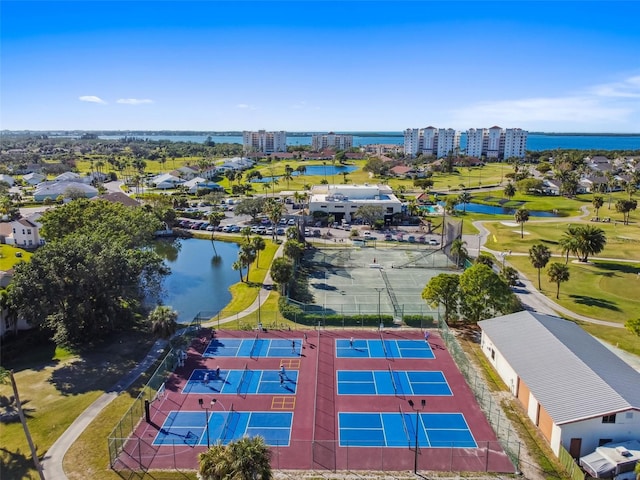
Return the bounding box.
[428,238,440,245]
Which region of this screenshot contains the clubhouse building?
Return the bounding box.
[308,184,402,223]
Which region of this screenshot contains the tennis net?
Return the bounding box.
[380,333,388,359]
[220,403,235,443]
[236,364,249,396]
[250,334,260,358]
[398,404,411,447]
[388,364,398,396]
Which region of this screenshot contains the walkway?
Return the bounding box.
[42,241,286,479]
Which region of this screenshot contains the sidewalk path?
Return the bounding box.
[41,241,286,479]
[470,217,640,372]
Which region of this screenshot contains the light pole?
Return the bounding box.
[199,398,215,448]
[375,287,384,322]
[408,399,426,474]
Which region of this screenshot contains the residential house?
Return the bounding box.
[389,165,415,178]
[541,179,561,195]
[149,173,185,190]
[95,192,141,207]
[183,177,224,194]
[479,312,640,459]
[171,166,200,180]
[33,181,99,202]
[9,213,45,248]
[22,172,46,185]
[0,174,15,186]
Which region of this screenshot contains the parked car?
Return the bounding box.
[312,229,321,237]
[384,233,393,241]
[206,225,216,231]
[287,218,296,225]
[222,225,235,232]
[304,228,311,236]
[428,238,440,245]
[276,227,285,235]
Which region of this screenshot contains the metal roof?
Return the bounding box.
[479,312,640,425]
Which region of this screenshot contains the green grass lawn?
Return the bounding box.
[0,330,158,480]
[0,245,32,270]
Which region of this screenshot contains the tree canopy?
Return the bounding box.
[458,264,520,323]
[9,200,168,347]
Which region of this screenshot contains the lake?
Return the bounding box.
[423,202,559,217]
[252,164,358,183]
[154,238,240,323]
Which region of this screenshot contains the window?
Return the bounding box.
[602,414,616,424]
[27,229,32,235]
[490,348,495,360]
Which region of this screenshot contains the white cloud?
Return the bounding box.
[79,95,107,105]
[447,75,640,130]
[589,76,640,98]
[116,98,154,105]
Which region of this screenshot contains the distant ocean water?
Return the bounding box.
[97,132,640,151]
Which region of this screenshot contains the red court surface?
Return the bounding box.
[116,328,515,474]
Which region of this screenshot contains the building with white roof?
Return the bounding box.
[478,312,640,459]
[308,184,402,223]
[464,127,528,159]
[33,181,99,202]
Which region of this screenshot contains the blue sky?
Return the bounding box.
[2,1,640,132]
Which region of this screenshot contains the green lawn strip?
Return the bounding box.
[0,331,157,480]
[482,219,640,260]
[0,245,32,270]
[63,354,197,480]
[507,256,640,326]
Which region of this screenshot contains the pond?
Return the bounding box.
[252,164,358,183]
[422,202,560,217]
[154,238,240,323]
[455,202,560,217]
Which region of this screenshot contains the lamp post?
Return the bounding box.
[375,287,384,322]
[199,398,215,448]
[408,399,426,474]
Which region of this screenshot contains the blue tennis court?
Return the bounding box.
[204,338,301,358]
[337,370,452,396]
[183,369,298,395]
[153,410,293,447]
[338,412,476,448]
[336,339,434,359]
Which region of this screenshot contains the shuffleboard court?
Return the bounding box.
[338,412,476,448]
[183,369,298,395]
[336,338,434,359]
[204,337,301,358]
[153,410,293,447]
[337,370,452,396]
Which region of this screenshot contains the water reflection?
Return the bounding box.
[154,238,240,323]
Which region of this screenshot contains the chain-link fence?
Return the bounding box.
[107,316,202,469]
[438,318,522,471]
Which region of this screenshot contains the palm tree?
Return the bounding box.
[559,225,580,264]
[282,164,294,188]
[504,182,516,200]
[458,192,471,213]
[529,244,552,289]
[251,236,266,267]
[232,259,244,282]
[149,305,178,339]
[241,226,252,242]
[592,195,604,220]
[450,238,468,268]
[548,262,570,299]
[574,224,607,262]
[199,436,272,480]
[239,243,257,279]
[514,207,530,239]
